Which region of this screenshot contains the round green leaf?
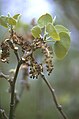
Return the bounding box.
[13,14,20,20]
[7,17,16,25]
[55,25,69,33]
[46,23,60,41]
[31,26,41,38]
[0,16,8,28]
[54,32,70,59]
[37,13,52,28]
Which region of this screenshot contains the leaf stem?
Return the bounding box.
[40,72,68,119]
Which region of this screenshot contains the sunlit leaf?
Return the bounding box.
[46,23,60,41]
[55,25,69,33]
[7,17,16,25]
[31,26,41,38]
[38,13,52,27]
[0,16,8,28]
[54,32,70,59]
[13,14,20,20]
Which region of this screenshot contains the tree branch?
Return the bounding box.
[40,72,68,119]
[9,50,32,119]
[0,108,8,119]
[14,49,20,62]
[9,59,23,119]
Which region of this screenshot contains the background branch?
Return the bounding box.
[0,72,9,80]
[0,108,8,119]
[14,65,29,110]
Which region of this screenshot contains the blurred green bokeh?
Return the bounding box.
[0,0,79,119]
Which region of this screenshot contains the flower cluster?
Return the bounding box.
[0,40,10,63]
[0,31,54,78]
[32,38,53,75]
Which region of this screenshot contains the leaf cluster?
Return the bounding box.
[0,13,71,59]
[31,13,71,59]
[0,13,20,28]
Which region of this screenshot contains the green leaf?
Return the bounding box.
[7,17,16,25]
[31,26,41,38]
[55,25,69,33]
[54,32,70,59]
[13,14,20,20]
[46,23,60,41]
[0,16,8,28]
[38,13,52,27]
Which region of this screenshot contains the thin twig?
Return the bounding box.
[10,25,20,62]
[40,72,68,119]
[0,72,9,80]
[0,108,8,119]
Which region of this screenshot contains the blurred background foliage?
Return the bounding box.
[0,0,79,119]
